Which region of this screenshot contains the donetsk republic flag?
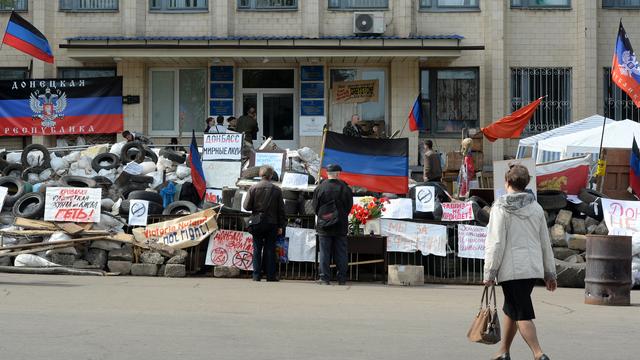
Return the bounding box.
[612,21,640,108]
[321,131,409,194]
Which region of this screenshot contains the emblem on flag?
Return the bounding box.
[29,88,67,127]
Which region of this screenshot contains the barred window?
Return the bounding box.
[420,0,479,10]
[57,67,117,79]
[510,67,572,134]
[0,68,28,80]
[328,0,388,9]
[238,0,297,10]
[603,67,640,121]
[150,0,208,11]
[603,0,640,8]
[59,0,118,11]
[0,0,27,11]
[511,0,570,8]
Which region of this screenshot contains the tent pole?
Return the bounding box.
[316,127,328,184]
[594,115,607,190]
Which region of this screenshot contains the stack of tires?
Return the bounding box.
[410,182,450,221]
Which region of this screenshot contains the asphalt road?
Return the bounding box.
[0,275,637,360]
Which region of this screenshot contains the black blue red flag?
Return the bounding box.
[321,131,408,194]
[612,21,640,108]
[2,11,54,63]
[630,138,640,196]
[189,131,207,200]
[408,94,423,132]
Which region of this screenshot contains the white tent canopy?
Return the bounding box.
[537,119,640,159]
[516,115,615,163]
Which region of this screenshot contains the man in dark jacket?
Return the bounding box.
[312,164,353,285]
[243,165,286,282]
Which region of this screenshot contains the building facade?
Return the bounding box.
[1,0,640,168]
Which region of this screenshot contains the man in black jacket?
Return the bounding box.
[312,164,353,285]
[243,165,286,282]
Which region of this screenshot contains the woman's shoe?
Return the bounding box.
[491,353,510,360]
[537,355,550,360]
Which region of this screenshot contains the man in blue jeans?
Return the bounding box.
[313,164,353,285]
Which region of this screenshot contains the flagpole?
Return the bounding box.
[316,126,328,184]
[399,93,419,137]
[594,114,607,191]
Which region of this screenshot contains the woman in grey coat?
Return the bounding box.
[484,164,557,360]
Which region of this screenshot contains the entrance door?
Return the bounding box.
[240,69,297,149]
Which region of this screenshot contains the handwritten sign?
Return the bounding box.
[202,133,243,161]
[415,186,435,212]
[281,172,309,190]
[601,198,640,234]
[203,161,241,189]
[441,202,474,222]
[44,187,101,223]
[205,229,254,270]
[132,208,218,249]
[381,198,413,219]
[205,189,223,204]
[254,151,285,179]
[457,224,487,259]
[286,227,316,262]
[0,186,7,209]
[333,79,379,104]
[128,199,149,226]
[380,219,447,256]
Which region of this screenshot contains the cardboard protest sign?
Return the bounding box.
[44,187,101,223]
[0,186,8,210]
[601,198,640,234]
[381,198,413,219]
[332,79,379,104]
[123,161,143,175]
[414,186,435,212]
[205,229,254,270]
[254,151,286,179]
[202,133,243,161]
[128,199,149,226]
[205,189,223,204]
[203,161,241,188]
[133,208,218,249]
[281,172,309,190]
[457,224,487,259]
[441,202,474,222]
[381,219,447,256]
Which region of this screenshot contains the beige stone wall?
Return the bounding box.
[118,61,146,135]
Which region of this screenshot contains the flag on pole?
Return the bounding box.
[612,21,640,108]
[320,131,409,194]
[189,131,206,200]
[1,12,54,63]
[536,155,591,195]
[629,138,640,196]
[408,95,423,131]
[481,97,543,142]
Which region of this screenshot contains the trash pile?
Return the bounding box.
[0,141,202,276]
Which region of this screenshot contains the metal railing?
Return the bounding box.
[59,0,118,11]
[604,67,640,121]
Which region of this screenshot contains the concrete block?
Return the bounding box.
[552,246,579,260]
[140,251,164,265]
[49,253,76,267]
[571,218,586,235]
[131,263,158,276]
[85,248,107,269]
[387,265,424,286]
[164,264,186,278]
[214,266,241,278]
[568,234,587,251]
[108,261,132,275]
[585,217,599,229]
[109,248,133,261]
[555,209,573,229]
[550,224,567,247]
[595,222,609,235]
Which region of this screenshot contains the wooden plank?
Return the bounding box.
[14,218,57,231]
[55,222,85,235]
[0,234,132,252]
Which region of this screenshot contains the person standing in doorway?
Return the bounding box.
[312,164,353,285]
[236,107,259,140]
[423,140,442,182]
[342,114,363,137]
[484,164,556,360]
[243,165,286,282]
[204,116,214,133]
[227,116,237,132]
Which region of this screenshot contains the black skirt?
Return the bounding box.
[501,278,537,321]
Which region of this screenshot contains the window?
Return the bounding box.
[0,0,27,11]
[242,69,294,88]
[510,67,571,134]
[59,0,118,11]
[238,0,297,10]
[328,0,388,10]
[58,68,116,78]
[604,67,640,121]
[149,69,207,135]
[150,0,208,11]
[420,0,479,10]
[511,0,570,8]
[603,0,640,8]
[330,68,386,125]
[420,68,479,134]
[0,68,28,80]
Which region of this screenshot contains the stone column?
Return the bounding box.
[390,59,419,164]
[302,0,320,38]
[31,0,56,146]
[485,0,506,162]
[118,61,146,136]
[392,0,412,37]
[575,0,598,119]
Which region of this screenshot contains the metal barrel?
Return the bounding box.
[585,235,632,306]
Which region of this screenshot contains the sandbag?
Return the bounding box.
[45,231,77,255]
[26,151,45,167]
[139,161,157,175]
[63,151,81,163]
[6,152,21,164]
[50,155,70,172]
[14,254,60,267]
[98,168,118,183]
[110,141,126,156]
[156,156,175,173]
[38,168,53,182]
[176,165,191,179]
[146,171,164,189]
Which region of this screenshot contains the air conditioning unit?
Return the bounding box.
[353,12,385,35]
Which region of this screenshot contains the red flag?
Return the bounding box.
[536,155,591,195]
[481,97,543,142]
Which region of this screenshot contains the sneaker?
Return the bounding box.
[316,280,330,285]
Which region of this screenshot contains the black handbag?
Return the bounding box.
[316,200,339,229]
[248,187,275,227]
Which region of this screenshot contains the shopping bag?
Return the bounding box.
[467,284,501,345]
[276,236,289,263]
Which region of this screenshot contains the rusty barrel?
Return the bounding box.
[585,235,632,306]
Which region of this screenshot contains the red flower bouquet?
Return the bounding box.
[349,196,389,235]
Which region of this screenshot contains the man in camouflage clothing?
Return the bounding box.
[342,114,363,137]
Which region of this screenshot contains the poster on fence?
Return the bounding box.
[133,208,218,249]
[414,186,435,212]
[381,219,447,256]
[381,198,413,219]
[202,133,243,161]
[205,229,254,271]
[286,227,316,262]
[44,187,101,223]
[441,202,474,221]
[457,224,487,259]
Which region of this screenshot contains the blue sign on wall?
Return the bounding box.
[211,83,234,99]
[301,66,324,82]
[211,66,234,82]
[301,82,324,99]
[210,100,234,116]
[301,100,324,116]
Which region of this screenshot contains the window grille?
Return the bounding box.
[0,0,27,11]
[150,0,208,11]
[511,0,570,8]
[420,0,479,10]
[328,0,388,9]
[602,0,640,8]
[59,0,118,11]
[238,0,297,9]
[603,67,640,121]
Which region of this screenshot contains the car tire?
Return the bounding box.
[120,183,150,199]
[21,144,51,168]
[0,151,9,172]
[159,148,186,164]
[59,175,97,188]
[536,190,567,211]
[578,188,608,204]
[127,190,163,204]
[129,175,154,185]
[21,166,46,182]
[284,198,299,215]
[143,146,158,164]
[92,153,121,173]
[3,163,23,177]
[222,188,236,208]
[241,166,261,179]
[120,141,146,163]
[282,190,301,201]
[471,202,490,226]
[162,200,198,215]
[12,192,45,219]
[0,177,26,209]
